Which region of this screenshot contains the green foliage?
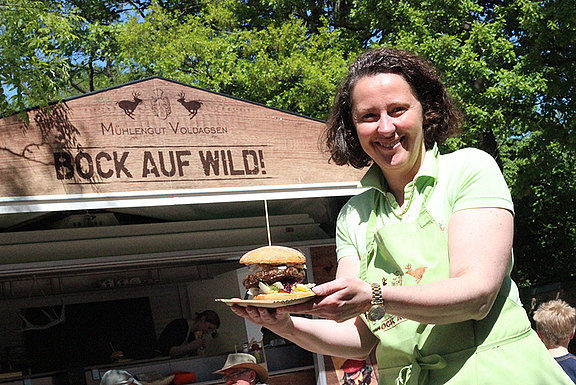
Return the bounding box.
[510,133,576,285]
[0,0,84,116]
[0,0,574,287]
[116,1,352,118]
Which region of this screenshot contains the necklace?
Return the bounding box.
[384,181,416,218]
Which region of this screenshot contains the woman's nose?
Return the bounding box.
[377,113,395,135]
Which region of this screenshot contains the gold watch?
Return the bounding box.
[367,282,386,321]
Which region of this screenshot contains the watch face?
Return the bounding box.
[368,305,386,321]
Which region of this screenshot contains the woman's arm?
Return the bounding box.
[335,255,361,279]
[230,305,378,359]
[288,207,513,325]
[381,207,513,324]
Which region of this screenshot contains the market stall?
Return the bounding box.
[0,77,365,384]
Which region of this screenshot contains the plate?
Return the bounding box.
[215,294,315,308]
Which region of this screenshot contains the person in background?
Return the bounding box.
[155,309,220,358]
[100,369,142,385]
[230,47,573,384]
[533,299,576,382]
[213,353,268,385]
[340,359,375,385]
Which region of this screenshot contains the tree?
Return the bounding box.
[115,1,353,119]
[0,0,147,117]
[0,0,574,287]
[0,0,83,116]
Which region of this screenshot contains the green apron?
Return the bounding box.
[358,186,572,385]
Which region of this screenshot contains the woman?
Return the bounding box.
[231,47,572,384]
[155,309,219,358]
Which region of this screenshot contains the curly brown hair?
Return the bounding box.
[324,47,462,168]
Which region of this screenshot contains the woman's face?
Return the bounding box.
[351,73,426,180]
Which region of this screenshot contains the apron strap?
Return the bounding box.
[395,346,447,385]
[359,190,381,280]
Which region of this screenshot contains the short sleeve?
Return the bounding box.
[335,190,375,262]
[447,149,514,214]
[335,206,359,261]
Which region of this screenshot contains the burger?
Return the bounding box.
[240,245,315,300]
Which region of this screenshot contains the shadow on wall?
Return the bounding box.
[0,102,99,197]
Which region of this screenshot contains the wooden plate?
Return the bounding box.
[215,294,315,308]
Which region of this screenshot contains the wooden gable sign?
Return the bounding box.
[0,77,364,212]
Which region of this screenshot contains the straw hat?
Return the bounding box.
[100,370,143,385]
[213,353,268,382]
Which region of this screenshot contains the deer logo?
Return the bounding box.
[177,91,203,119]
[404,263,427,284]
[117,91,143,119]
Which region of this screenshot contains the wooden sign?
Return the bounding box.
[0,77,364,204]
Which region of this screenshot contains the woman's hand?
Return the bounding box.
[278,277,372,322]
[230,305,293,334]
[231,302,377,359]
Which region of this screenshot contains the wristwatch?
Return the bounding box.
[367,282,387,321]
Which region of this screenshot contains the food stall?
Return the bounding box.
[0,77,365,384]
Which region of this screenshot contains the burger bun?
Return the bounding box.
[240,245,306,265]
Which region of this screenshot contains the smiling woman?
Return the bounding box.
[228,47,574,385]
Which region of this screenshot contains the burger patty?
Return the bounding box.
[243,267,305,289]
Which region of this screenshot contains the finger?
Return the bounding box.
[312,278,349,296]
[244,305,262,319]
[230,304,251,318]
[257,307,277,321]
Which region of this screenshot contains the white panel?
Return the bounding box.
[0,183,364,214]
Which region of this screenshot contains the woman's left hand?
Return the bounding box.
[278,277,372,322]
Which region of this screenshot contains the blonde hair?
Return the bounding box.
[533,299,576,348]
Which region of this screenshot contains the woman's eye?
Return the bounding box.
[360,113,378,121]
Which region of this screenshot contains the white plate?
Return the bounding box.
[215,294,315,308]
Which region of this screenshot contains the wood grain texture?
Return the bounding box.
[0,78,364,198]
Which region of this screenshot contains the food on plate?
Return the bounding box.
[240,245,315,300]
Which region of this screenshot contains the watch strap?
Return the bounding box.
[370,282,384,305]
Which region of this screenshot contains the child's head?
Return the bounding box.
[533,299,576,349]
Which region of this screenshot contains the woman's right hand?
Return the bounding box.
[278,277,372,322]
[230,305,294,334]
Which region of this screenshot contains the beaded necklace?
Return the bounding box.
[384,181,416,218]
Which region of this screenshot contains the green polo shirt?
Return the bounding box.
[336,145,514,261]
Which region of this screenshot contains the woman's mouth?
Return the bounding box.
[375,138,401,149]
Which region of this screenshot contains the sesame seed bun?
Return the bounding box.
[239,245,306,265]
